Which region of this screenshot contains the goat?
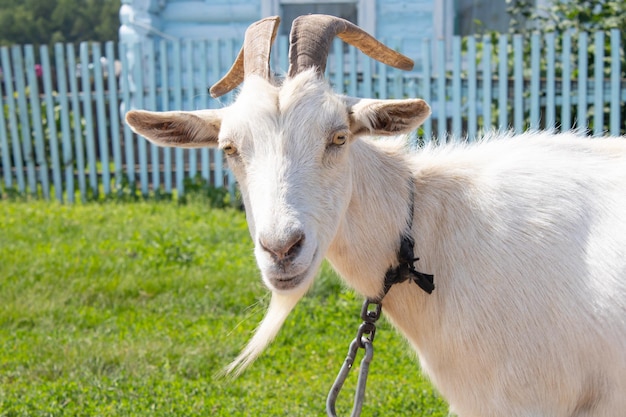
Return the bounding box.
[125,15,626,417]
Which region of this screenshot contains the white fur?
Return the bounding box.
[126,72,626,417]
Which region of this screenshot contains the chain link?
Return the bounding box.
[326,298,381,417]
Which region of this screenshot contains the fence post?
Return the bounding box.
[159,39,173,193]
[436,38,446,141]
[185,39,197,181]
[12,46,38,195]
[592,31,605,137]
[482,35,492,133]
[146,40,159,192]
[131,42,148,195]
[577,32,589,130]
[105,41,123,194]
[545,33,556,130]
[172,39,185,194]
[119,42,136,188]
[421,38,432,142]
[25,45,50,198]
[79,42,99,197]
[609,29,621,136]
[529,33,541,130]
[199,40,211,184]
[67,44,87,201]
[92,43,111,195]
[467,36,477,141]
[40,44,63,202]
[451,36,461,140]
[561,31,572,131]
[497,34,508,131]
[54,43,75,203]
[0,63,11,190]
[513,35,524,133]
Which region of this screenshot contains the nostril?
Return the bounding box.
[286,233,304,257]
[259,232,305,261]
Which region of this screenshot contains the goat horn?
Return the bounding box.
[287,14,413,78]
[210,16,280,98]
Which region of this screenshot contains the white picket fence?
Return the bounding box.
[0,29,624,201]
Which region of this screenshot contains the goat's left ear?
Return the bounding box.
[125,109,224,148]
[346,98,431,137]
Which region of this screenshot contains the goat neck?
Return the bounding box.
[326,137,417,301]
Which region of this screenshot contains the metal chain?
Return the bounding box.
[326,179,432,416]
[326,299,382,417]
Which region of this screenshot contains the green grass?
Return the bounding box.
[0,199,449,416]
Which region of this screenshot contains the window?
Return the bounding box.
[279,2,357,36]
[262,0,375,36]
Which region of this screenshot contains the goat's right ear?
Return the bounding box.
[125,109,223,148]
[346,98,431,137]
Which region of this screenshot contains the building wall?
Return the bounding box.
[375,0,434,64]
[120,0,261,42]
[120,0,435,46]
[159,0,260,39]
[376,0,434,39]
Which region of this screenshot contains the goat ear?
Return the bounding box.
[347,98,431,137]
[125,109,223,148]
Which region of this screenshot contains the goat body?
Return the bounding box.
[125,15,626,417]
[338,131,626,417]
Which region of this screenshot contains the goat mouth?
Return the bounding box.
[270,275,306,290]
[267,250,319,291]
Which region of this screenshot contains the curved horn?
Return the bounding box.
[209,16,280,98]
[287,14,413,78]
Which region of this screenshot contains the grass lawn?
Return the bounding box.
[0,199,449,416]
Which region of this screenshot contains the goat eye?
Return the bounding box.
[222,144,238,156]
[331,131,348,146]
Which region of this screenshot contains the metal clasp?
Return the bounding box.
[326,299,380,417]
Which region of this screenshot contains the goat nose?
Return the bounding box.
[259,232,305,261]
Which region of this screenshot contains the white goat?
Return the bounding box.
[126,15,626,417]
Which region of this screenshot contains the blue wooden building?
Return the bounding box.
[120,1,435,46]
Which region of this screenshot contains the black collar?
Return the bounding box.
[377,180,434,302]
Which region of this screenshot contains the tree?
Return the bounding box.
[0,0,121,47]
[503,0,625,134]
[507,0,626,34]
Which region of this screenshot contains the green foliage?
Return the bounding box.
[0,200,450,416]
[106,175,239,208]
[507,0,626,33]
[459,0,625,134]
[2,89,84,171]
[178,175,238,209]
[507,0,626,133]
[504,0,626,80]
[0,0,121,47]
